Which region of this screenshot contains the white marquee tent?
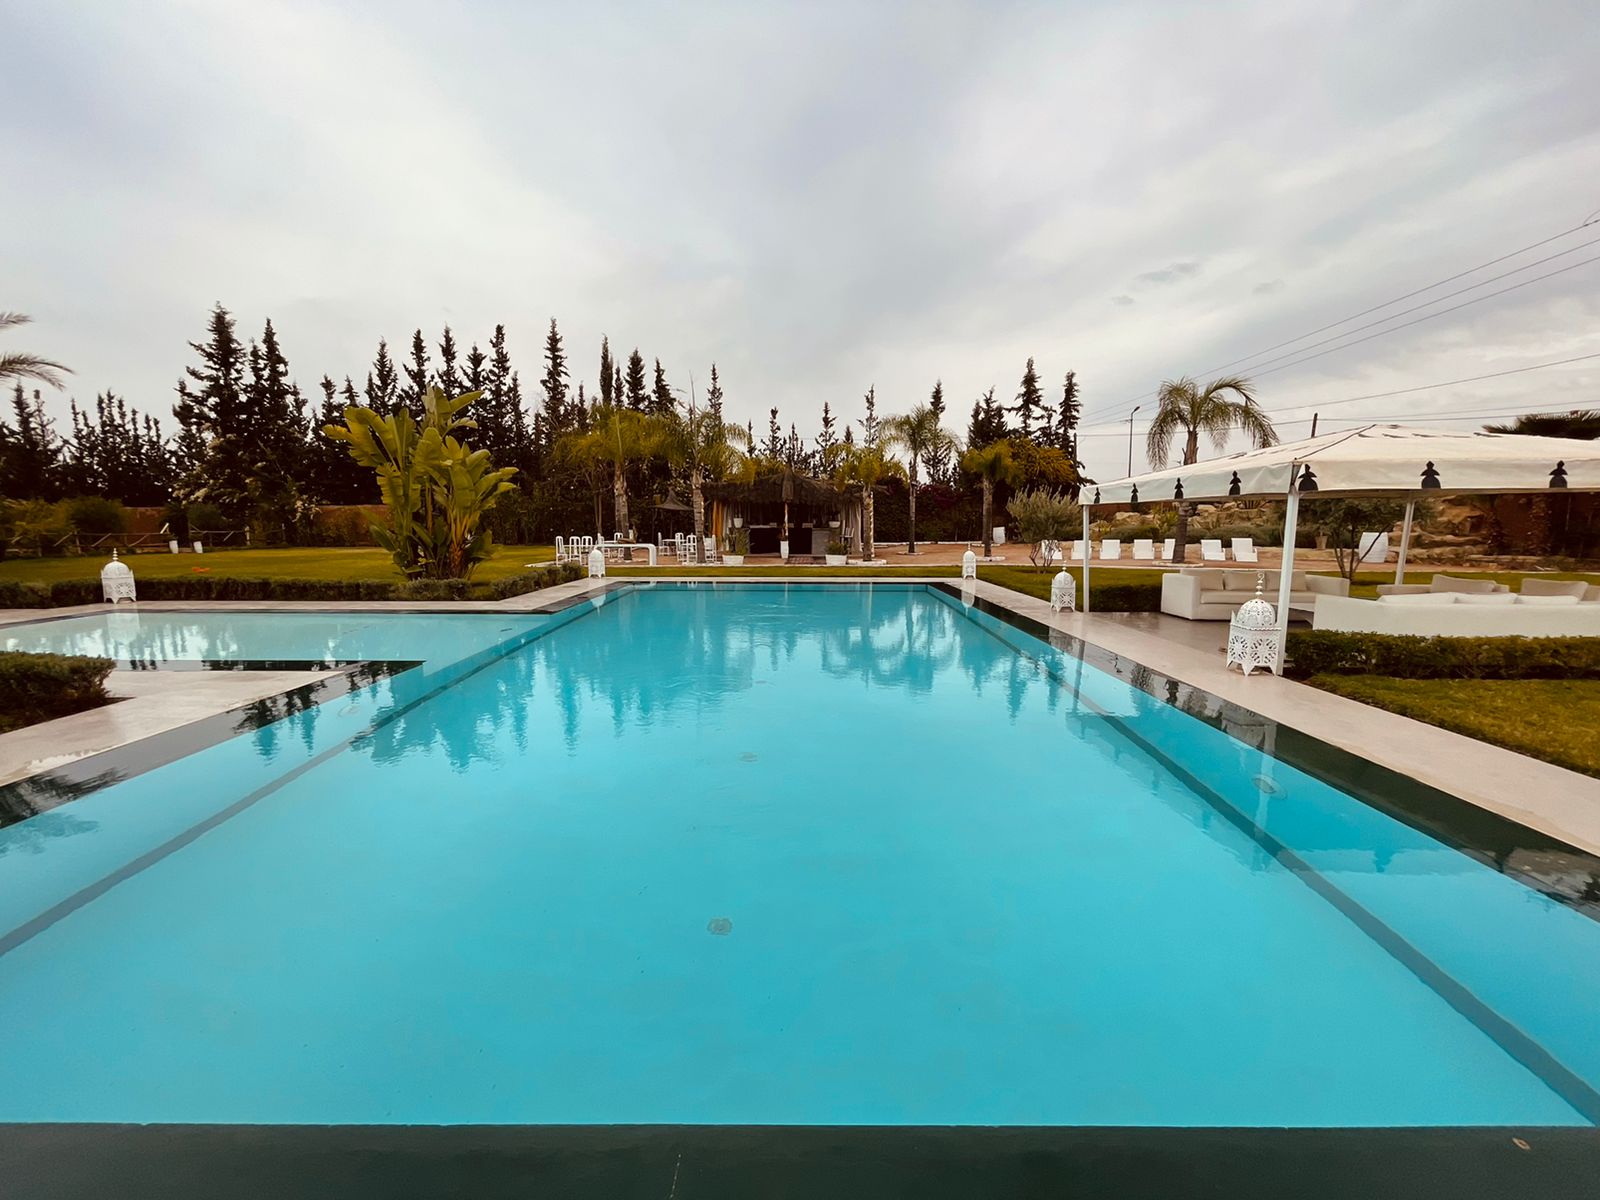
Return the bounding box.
[1080,424,1600,672]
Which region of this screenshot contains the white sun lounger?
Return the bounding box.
[1132,538,1155,560]
[1357,532,1390,564]
[1200,539,1227,562]
[1231,537,1258,563]
[1099,539,1123,561]
[1160,538,1175,561]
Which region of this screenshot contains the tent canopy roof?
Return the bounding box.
[705,466,840,507]
[1090,424,1600,505]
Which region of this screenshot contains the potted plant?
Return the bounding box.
[825,538,848,567]
[723,525,750,566]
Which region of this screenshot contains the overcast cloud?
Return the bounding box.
[4,0,1598,478]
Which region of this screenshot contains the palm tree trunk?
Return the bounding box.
[864,485,876,561]
[613,464,631,561]
[981,480,993,557]
[907,463,919,554]
[1171,427,1201,563]
[691,464,706,565]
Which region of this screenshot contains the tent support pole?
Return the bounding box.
[1081,502,1092,613]
[1395,500,1415,586]
[1273,470,1300,675]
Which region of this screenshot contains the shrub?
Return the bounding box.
[480,560,584,600]
[394,578,472,601]
[186,502,229,532]
[0,652,116,733]
[1284,630,1600,680]
[64,496,130,536]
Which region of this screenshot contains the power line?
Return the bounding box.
[1078,215,1600,425]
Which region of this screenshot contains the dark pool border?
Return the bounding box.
[1,1123,1596,1199]
[931,582,1600,919]
[0,660,422,831]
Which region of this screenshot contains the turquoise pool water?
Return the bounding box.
[1,584,1596,1127]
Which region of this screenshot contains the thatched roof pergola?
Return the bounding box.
[705,466,840,507]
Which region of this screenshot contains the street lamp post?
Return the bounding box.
[672,378,704,564]
[1126,405,1141,477]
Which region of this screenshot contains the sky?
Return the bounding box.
[4,0,1598,480]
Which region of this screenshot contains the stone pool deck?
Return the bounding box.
[2,574,1596,855]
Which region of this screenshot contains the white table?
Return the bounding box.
[597,541,657,566]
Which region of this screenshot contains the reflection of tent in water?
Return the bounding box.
[706,467,864,558]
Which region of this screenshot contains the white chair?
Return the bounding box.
[1132,538,1155,560]
[701,536,720,564]
[1099,539,1122,561]
[1200,539,1227,562]
[681,533,697,564]
[1064,540,1084,562]
[1231,537,1258,563]
[1160,538,1175,562]
[554,535,567,563]
[1357,532,1390,564]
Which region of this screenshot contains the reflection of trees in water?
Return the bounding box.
[0,769,119,845]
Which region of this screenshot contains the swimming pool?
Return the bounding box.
[2,584,1597,1135]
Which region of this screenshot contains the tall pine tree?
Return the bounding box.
[705,363,724,425]
[765,407,783,459]
[597,336,615,408]
[623,349,648,410]
[1011,356,1048,441]
[401,330,430,414]
[860,385,880,447]
[2,383,63,499]
[1055,370,1081,466]
[925,379,952,483]
[436,325,462,397]
[365,338,400,413]
[539,318,569,452]
[815,401,837,465]
[967,386,1008,448]
[650,358,674,415]
[174,302,252,516]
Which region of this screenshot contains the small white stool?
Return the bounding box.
[1049,569,1075,613]
[961,549,977,579]
[588,548,606,578]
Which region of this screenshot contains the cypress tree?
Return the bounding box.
[436,326,462,397]
[482,325,514,457]
[540,318,569,448]
[366,338,400,413]
[925,380,951,483]
[765,407,783,458]
[244,317,311,526]
[860,385,880,447]
[598,337,615,408]
[401,330,429,414]
[815,401,837,465]
[705,363,724,425]
[1012,357,1047,441]
[612,363,624,412]
[624,349,648,410]
[967,386,1007,448]
[651,358,674,415]
[464,340,488,396]
[2,383,63,498]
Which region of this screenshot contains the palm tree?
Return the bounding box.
[559,404,666,550]
[960,440,1023,558]
[842,443,906,562]
[1483,410,1600,440]
[0,312,70,388]
[661,406,752,563]
[1145,374,1275,562]
[884,403,959,554]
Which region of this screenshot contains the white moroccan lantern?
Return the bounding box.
[1226,571,1279,676]
[587,547,606,578]
[100,549,137,604]
[1050,568,1075,613]
[961,549,977,579]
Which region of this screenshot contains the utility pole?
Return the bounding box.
[1127,405,1141,476]
[1310,412,1319,438]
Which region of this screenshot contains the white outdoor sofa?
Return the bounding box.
[1315,575,1600,636]
[1160,567,1350,621]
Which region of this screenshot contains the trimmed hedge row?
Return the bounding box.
[0,652,116,733]
[1285,630,1600,680]
[0,560,585,609]
[1083,581,1163,613]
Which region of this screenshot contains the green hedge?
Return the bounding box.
[0,652,116,733]
[0,560,585,609]
[1285,630,1600,680]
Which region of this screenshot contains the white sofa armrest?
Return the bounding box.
[1307,575,1351,597]
[1374,583,1428,596]
[1160,573,1206,619]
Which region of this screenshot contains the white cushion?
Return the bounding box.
[1428,574,1503,595]
[1586,584,1600,602]
[1378,592,1457,605]
[1516,594,1581,607]
[1519,578,1589,599]
[1455,592,1517,606]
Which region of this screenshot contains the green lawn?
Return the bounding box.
[1310,675,1600,778]
[0,546,554,584]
